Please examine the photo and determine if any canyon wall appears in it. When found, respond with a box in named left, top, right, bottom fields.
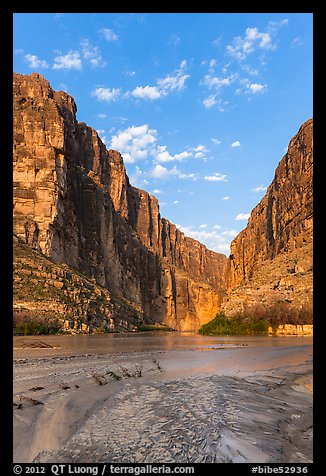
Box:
left=13, top=72, right=313, bottom=330
left=222, top=119, right=313, bottom=315
left=13, top=72, right=226, bottom=331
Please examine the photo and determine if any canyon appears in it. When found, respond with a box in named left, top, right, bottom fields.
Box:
left=13, top=73, right=313, bottom=332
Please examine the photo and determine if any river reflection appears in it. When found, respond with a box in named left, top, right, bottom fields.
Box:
left=13, top=332, right=313, bottom=359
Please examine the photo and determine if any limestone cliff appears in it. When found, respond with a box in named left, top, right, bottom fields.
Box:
left=13, top=72, right=226, bottom=331
left=223, top=119, right=313, bottom=315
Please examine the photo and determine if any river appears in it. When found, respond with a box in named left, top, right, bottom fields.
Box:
left=13, top=333, right=313, bottom=463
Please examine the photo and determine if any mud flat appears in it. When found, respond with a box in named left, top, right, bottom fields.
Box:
left=13, top=335, right=313, bottom=463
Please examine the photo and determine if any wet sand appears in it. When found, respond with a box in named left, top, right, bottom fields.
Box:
left=13, top=335, right=313, bottom=463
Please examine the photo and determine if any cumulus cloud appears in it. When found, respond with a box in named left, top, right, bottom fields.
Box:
left=199, top=224, right=207, bottom=228
left=148, top=164, right=179, bottom=179
left=248, top=82, right=267, bottom=94
left=110, top=125, right=157, bottom=164
left=24, top=53, right=48, bottom=69
left=175, top=224, right=236, bottom=255
left=204, top=173, right=227, bottom=182
left=152, top=189, right=163, bottom=195
left=80, top=39, right=105, bottom=67
left=172, top=200, right=179, bottom=205
left=227, top=26, right=274, bottom=61
left=100, top=28, right=118, bottom=41
left=148, top=165, right=197, bottom=181
left=203, top=95, right=217, bottom=109
left=130, top=60, right=190, bottom=101
left=131, top=85, right=162, bottom=100
left=53, top=51, right=82, bottom=70
left=91, top=87, right=121, bottom=102
left=201, top=72, right=237, bottom=90
left=154, top=145, right=191, bottom=163
left=222, top=196, right=231, bottom=201
left=211, top=138, right=221, bottom=145
left=226, top=20, right=288, bottom=62
left=235, top=213, right=250, bottom=220
left=231, top=141, right=241, bottom=148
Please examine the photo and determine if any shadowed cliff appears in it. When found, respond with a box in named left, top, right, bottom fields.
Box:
left=13, top=72, right=226, bottom=331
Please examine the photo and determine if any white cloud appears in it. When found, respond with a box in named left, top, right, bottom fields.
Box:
left=172, top=200, right=179, bottom=205
left=110, top=124, right=201, bottom=167
left=80, top=39, right=105, bottom=67
left=174, top=151, right=192, bottom=161
left=248, top=82, right=267, bottom=94
left=251, top=185, right=267, bottom=193
left=157, top=73, right=189, bottom=92
left=235, top=213, right=250, bottom=220
left=110, top=125, right=157, bottom=164
left=178, top=172, right=197, bottom=180
left=203, top=95, right=217, bottom=109
left=236, top=79, right=267, bottom=96
left=213, top=224, right=221, bottom=229
left=231, top=141, right=241, bottom=148
left=148, top=164, right=179, bottom=179
left=91, top=87, right=121, bottom=102
left=148, top=165, right=196, bottom=181
left=204, top=173, right=227, bottom=182
left=125, top=71, right=136, bottom=77
left=199, top=224, right=207, bottom=228
left=201, top=73, right=237, bottom=90
left=154, top=145, right=191, bottom=163
left=202, top=93, right=229, bottom=112
left=97, top=113, right=107, bottom=119
left=53, top=51, right=82, bottom=70
left=100, top=28, right=118, bottom=41
left=221, top=229, right=239, bottom=237
left=222, top=196, right=231, bottom=201
left=241, top=64, right=259, bottom=76
left=130, top=61, right=190, bottom=102
left=227, top=26, right=274, bottom=62
left=24, top=53, right=48, bottom=69
left=212, top=37, right=222, bottom=48
left=131, top=85, right=162, bottom=100
left=152, top=189, right=162, bottom=195
left=211, top=138, right=221, bottom=145
left=175, top=224, right=234, bottom=255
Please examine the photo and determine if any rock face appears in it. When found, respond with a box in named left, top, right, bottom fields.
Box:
left=13, top=72, right=226, bottom=331
left=223, top=119, right=313, bottom=315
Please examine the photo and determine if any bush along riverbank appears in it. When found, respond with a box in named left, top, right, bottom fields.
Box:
left=198, top=302, right=313, bottom=336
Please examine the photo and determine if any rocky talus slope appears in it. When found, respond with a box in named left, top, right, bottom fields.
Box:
left=222, top=119, right=313, bottom=315
left=13, top=72, right=226, bottom=331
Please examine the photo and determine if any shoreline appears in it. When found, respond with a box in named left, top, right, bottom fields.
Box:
left=13, top=338, right=312, bottom=463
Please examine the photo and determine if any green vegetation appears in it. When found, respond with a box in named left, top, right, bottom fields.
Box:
left=198, top=312, right=269, bottom=336
left=198, top=301, right=313, bottom=336
left=137, top=325, right=174, bottom=332
left=13, top=313, right=61, bottom=335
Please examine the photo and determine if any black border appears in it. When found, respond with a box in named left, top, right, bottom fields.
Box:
left=2, top=1, right=321, bottom=472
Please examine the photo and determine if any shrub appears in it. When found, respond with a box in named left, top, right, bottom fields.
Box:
left=198, top=301, right=313, bottom=336
left=198, top=312, right=269, bottom=336
left=13, top=312, right=61, bottom=335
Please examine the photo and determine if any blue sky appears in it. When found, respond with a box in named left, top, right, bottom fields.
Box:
left=13, top=13, right=313, bottom=255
